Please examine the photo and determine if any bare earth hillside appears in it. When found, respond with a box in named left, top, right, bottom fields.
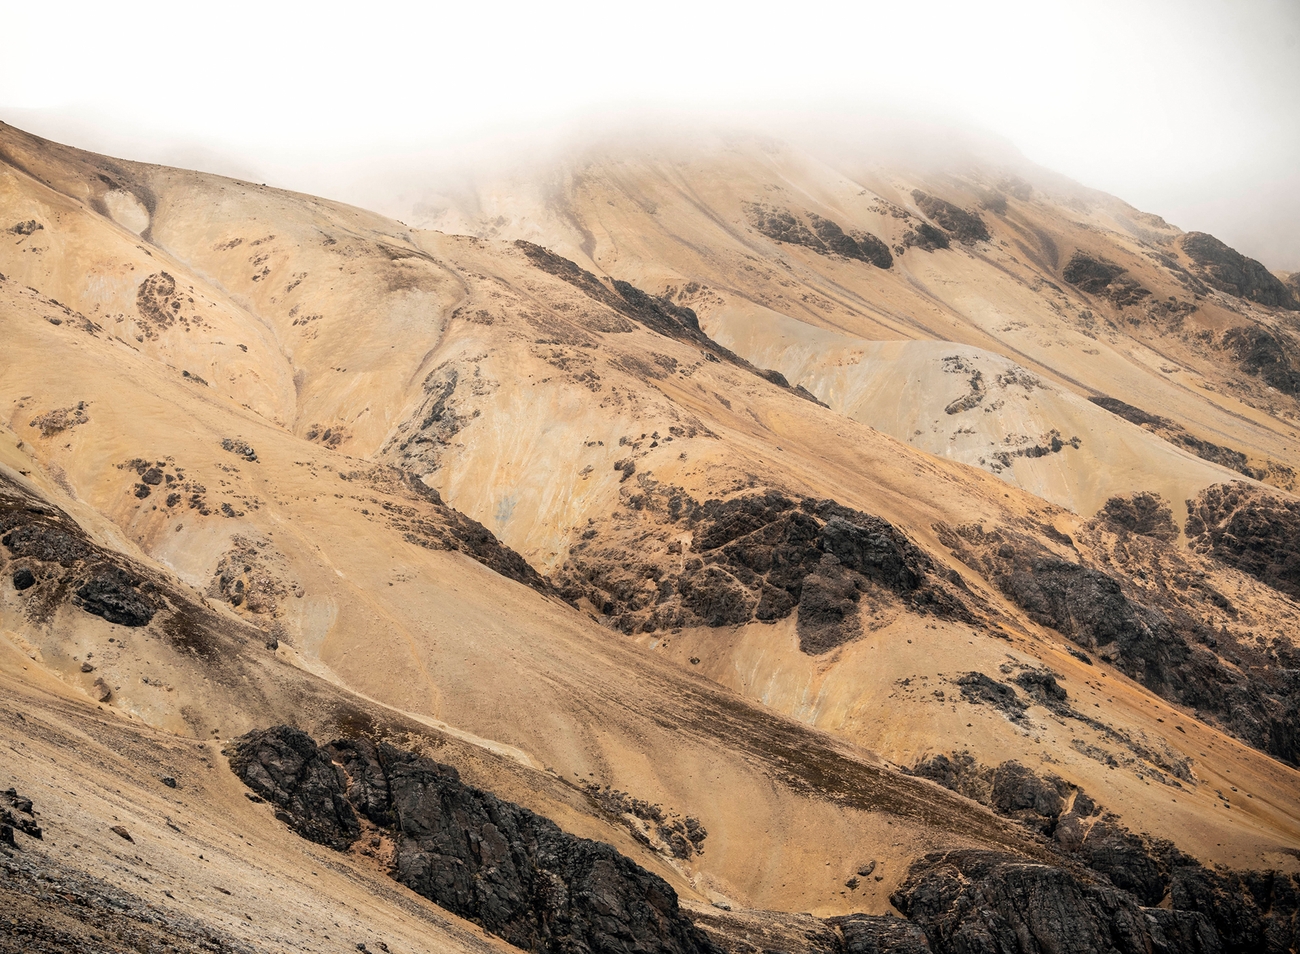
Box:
left=3, top=121, right=1299, bottom=954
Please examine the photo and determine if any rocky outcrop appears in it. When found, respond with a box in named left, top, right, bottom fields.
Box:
left=742, top=204, right=892, bottom=268
left=938, top=522, right=1300, bottom=766
left=1063, top=252, right=1151, bottom=306
left=892, top=849, right=1224, bottom=954
left=911, top=191, right=989, bottom=244
left=1098, top=492, right=1177, bottom=540
left=1087, top=395, right=1275, bottom=482
left=1181, top=232, right=1298, bottom=310
left=224, top=726, right=360, bottom=850
left=1, top=481, right=157, bottom=627
left=559, top=491, right=972, bottom=653
left=1220, top=325, right=1300, bottom=394
left=227, top=728, right=719, bottom=954
left=1185, top=482, right=1300, bottom=601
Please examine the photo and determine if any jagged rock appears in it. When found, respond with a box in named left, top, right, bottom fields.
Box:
left=1063, top=252, right=1151, bottom=306
left=955, top=672, right=1027, bottom=722
left=92, top=678, right=112, bottom=703
left=1088, top=395, right=1267, bottom=480
left=1170, top=864, right=1300, bottom=954
left=893, top=849, right=1183, bottom=954
left=902, top=222, right=949, bottom=251
left=1181, top=232, right=1298, bottom=310
left=1077, top=821, right=1168, bottom=905
left=1186, top=482, right=1300, bottom=601
left=229, top=730, right=719, bottom=954
left=911, top=191, right=989, bottom=244
left=1221, top=325, right=1300, bottom=394
left=73, top=565, right=156, bottom=627
left=989, top=761, right=1065, bottom=832
left=11, top=567, right=35, bottom=590
left=1099, top=492, right=1177, bottom=540
left=225, top=726, right=360, bottom=851
left=109, top=825, right=133, bottom=842
left=831, top=913, right=932, bottom=953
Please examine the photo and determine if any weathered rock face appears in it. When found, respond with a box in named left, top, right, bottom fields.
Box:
left=1220, top=325, right=1300, bottom=395
left=1181, top=232, right=1298, bottom=310
left=1186, top=482, right=1300, bottom=601
left=228, top=729, right=719, bottom=954
left=1062, top=252, right=1151, bottom=306
left=224, top=726, right=360, bottom=851
left=742, top=204, right=892, bottom=268
left=831, top=914, right=932, bottom=954
left=939, top=522, right=1300, bottom=767
left=911, top=191, right=989, bottom=244
left=1, top=480, right=157, bottom=627
left=892, top=850, right=1222, bottom=954
left=559, top=491, right=971, bottom=653
left=1098, top=492, right=1177, bottom=540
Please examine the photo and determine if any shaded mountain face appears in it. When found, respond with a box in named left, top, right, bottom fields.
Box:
left=1, top=120, right=1298, bottom=953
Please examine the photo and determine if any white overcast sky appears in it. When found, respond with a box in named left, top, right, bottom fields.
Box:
left=4, top=0, right=1299, bottom=268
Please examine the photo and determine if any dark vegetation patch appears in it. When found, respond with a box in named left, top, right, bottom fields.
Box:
left=226, top=726, right=719, bottom=954
left=938, top=521, right=1300, bottom=766
left=1186, top=482, right=1300, bottom=602
left=1221, top=325, right=1300, bottom=395
left=516, top=241, right=827, bottom=406
left=1181, top=232, right=1298, bottom=310
left=1088, top=395, right=1278, bottom=482
left=742, top=204, right=892, bottom=268
left=558, top=490, right=971, bottom=653
left=910, top=191, right=990, bottom=244
left=901, top=755, right=1300, bottom=953
left=1062, top=252, right=1151, bottom=306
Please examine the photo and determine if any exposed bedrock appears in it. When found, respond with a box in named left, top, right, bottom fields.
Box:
left=910, top=191, right=990, bottom=244
left=227, top=727, right=719, bottom=954
left=1181, top=232, right=1298, bottom=310
left=938, top=522, right=1300, bottom=767
left=558, top=491, right=972, bottom=653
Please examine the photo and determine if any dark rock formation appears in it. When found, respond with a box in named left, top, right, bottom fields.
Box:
left=220, top=438, right=258, bottom=462
left=1221, top=325, right=1300, bottom=394
left=559, top=491, right=969, bottom=652
left=955, top=673, right=1027, bottom=723
left=227, top=728, right=719, bottom=954
left=892, top=849, right=1223, bottom=954
left=1087, top=395, right=1269, bottom=480
left=1098, top=492, right=1177, bottom=540
left=831, top=914, right=932, bottom=953
left=224, top=726, right=360, bottom=850
left=911, top=192, right=989, bottom=244
left=902, top=222, right=950, bottom=252
left=1186, top=482, right=1300, bottom=601
left=742, top=204, right=892, bottom=268
left=516, top=240, right=826, bottom=404
left=73, top=565, right=156, bottom=627
left=1181, top=232, right=1298, bottom=310
left=938, top=523, right=1300, bottom=767
left=1, top=789, right=42, bottom=843
left=11, top=567, right=35, bottom=590
left=1063, top=252, right=1151, bottom=306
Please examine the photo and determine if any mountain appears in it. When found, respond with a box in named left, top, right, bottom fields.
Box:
left=2, top=119, right=1299, bottom=954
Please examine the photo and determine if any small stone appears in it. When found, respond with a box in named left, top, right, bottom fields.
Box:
left=110, top=825, right=134, bottom=842
left=161, top=777, right=178, bottom=789
left=93, top=678, right=113, bottom=703
left=858, top=860, right=878, bottom=877
left=81, top=662, right=95, bottom=673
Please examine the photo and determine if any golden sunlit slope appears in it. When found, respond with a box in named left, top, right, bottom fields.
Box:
left=2, top=121, right=1300, bottom=951
left=418, top=134, right=1300, bottom=518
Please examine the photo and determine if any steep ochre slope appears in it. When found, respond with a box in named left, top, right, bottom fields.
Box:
left=2, top=121, right=1299, bottom=952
